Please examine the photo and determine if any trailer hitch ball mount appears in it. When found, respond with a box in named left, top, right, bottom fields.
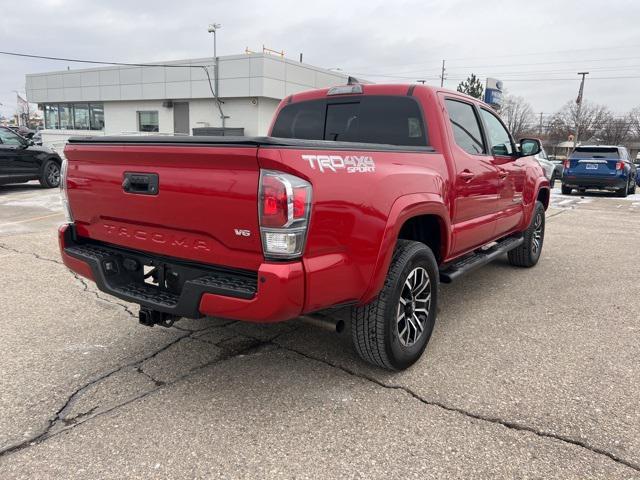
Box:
left=139, top=307, right=180, bottom=328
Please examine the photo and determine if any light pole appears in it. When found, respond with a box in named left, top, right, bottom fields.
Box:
left=207, top=23, right=221, bottom=99
left=207, top=23, right=226, bottom=128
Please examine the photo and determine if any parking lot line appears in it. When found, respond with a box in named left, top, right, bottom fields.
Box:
left=0, top=212, right=63, bottom=227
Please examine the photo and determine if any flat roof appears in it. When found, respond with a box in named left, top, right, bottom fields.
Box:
left=26, top=53, right=350, bottom=104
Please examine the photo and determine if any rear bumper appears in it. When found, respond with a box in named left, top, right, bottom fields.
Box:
left=562, top=174, right=627, bottom=189
left=58, top=224, right=304, bottom=323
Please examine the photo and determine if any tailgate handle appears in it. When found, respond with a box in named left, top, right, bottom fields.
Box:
left=122, top=172, right=159, bottom=195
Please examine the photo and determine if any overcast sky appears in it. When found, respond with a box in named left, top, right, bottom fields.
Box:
left=1, top=0, right=639, bottom=120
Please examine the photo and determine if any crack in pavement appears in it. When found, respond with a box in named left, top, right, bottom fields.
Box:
left=3, top=240, right=638, bottom=473
left=70, top=271, right=138, bottom=319
left=0, top=242, right=139, bottom=318
left=273, top=342, right=640, bottom=475
left=0, top=330, right=189, bottom=457
left=546, top=209, right=567, bottom=220
left=0, top=242, right=63, bottom=266
left=0, top=322, right=270, bottom=459
left=0, top=304, right=295, bottom=457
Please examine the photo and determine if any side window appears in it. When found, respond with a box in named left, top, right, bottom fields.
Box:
left=0, top=128, right=24, bottom=146
left=357, top=97, right=427, bottom=146
left=445, top=99, right=485, bottom=155
left=480, top=109, right=513, bottom=156
left=271, top=100, right=324, bottom=140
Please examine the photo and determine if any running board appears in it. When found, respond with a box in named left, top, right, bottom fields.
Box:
left=439, top=236, right=524, bottom=283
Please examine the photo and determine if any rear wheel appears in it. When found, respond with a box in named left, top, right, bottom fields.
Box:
left=508, top=201, right=545, bottom=268
left=351, top=240, right=438, bottom=370
left=630, top=181, right=637, bottom=195
left=561, top=184, right=572, bottom=195
left=549, top=174, right=556, bottom=189
left=39, top=159, right=60, bottom=188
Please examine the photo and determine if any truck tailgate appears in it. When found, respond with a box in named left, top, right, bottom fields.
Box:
left=64, top=143, right=263, bottom=271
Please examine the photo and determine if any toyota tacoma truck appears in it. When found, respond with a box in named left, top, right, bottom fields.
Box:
left=58, top=84, right=549, bottom=370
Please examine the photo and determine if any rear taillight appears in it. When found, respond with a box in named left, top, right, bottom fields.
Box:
left=563, top=159, right=570, bottom=169
left=616, top=161, right=624, bottom=170
left=59, top=158, right=74, bottom=223
left=259, top=170, right=312, bottom=259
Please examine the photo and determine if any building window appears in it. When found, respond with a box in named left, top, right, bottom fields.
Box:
left=73, top=104, right=90, bottom=130
left=89, top=104, right=104, bottom=130
left=59, top=104, right=73, bottom=129
left=41, top=103, right=104, bottom=130
left=44, top=104, right=59, bottom=129
left=137, top=111, right=159, bottom=132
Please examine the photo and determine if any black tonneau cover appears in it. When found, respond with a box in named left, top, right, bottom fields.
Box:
left=67, top=135, right=435, bottom=152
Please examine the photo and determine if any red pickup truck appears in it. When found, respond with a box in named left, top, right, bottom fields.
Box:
left=59, top=83, right=549, bottom=370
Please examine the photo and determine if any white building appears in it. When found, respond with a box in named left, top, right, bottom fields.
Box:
left=25, top=53, right=350, bottom=146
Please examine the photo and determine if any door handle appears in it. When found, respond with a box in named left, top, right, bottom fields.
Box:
left=459, top=170, right=475, bottom=182
left=498, top=169, right=508, bottom=179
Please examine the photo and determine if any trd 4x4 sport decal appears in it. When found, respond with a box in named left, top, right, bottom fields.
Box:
left=301, top=155, right=375, bottom=173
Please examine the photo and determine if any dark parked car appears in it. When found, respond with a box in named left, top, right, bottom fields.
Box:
left=561, top=145, right=637, bottom=197
left=5, top=125, right=35, bottom=139
left=0, top=126, right=62, bottom=188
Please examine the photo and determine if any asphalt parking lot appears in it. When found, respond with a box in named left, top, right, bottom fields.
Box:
left=1, top=182, right=639, bottom=479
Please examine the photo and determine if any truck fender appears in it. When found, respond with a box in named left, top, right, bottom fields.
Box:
left=521, top=176, right=550, bottom=229
left=360, top=193, right=450, bottom=305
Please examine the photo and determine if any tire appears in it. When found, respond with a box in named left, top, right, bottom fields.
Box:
left=39, top=159, right=61, bottom=188
left=351, top=240, right=438, bottom=371
left=549, top=174, right=556, bottom=189
left=561, top=184, right=572, bottom=195
left=630, top=181, right=637, bottom=195
left=508, top=201, right=545, bottom=268
left=616, top=183, right=628, bottom=198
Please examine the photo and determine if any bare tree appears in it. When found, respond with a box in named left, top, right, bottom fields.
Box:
left=597, top=112, right=633, bottom=145
left=16, top=94, right=30, bottom=127
left=629, top=107, right=640, bottom=139
left=548, top=100, right=610, bottom=144
left=498, top=94, right=535, bottom=139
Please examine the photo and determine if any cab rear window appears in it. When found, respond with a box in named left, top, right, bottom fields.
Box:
left=271, top=96, right=428, bottom=147
left=570, top=147, right=619, bottom=159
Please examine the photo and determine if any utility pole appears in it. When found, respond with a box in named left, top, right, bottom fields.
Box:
left=539, top=112, right=544, bottom=136
left=440, top=59, right=446, bottom=87
left=574, top=72, right=589, bottom=148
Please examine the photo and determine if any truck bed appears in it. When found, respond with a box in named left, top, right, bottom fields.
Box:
left=67, top=135, right=436, bottom=152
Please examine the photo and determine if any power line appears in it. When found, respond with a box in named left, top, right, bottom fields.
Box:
left=349, top=71, right=640, bottom=82
left=0, top=49, right=221, bottom=105
left=0, top=50, right=211, bottom=68
left=445, top=44, right=640, bottom=61
left=342, top=49, right=640, bottom=72
left=346, top=55, right=640, bottom=79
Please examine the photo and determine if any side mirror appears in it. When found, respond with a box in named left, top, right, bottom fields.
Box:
left=519, top=138, right=541, bottom=157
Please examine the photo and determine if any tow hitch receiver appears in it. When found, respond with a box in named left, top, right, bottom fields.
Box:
left=139, top=307, right=180, bottom=328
